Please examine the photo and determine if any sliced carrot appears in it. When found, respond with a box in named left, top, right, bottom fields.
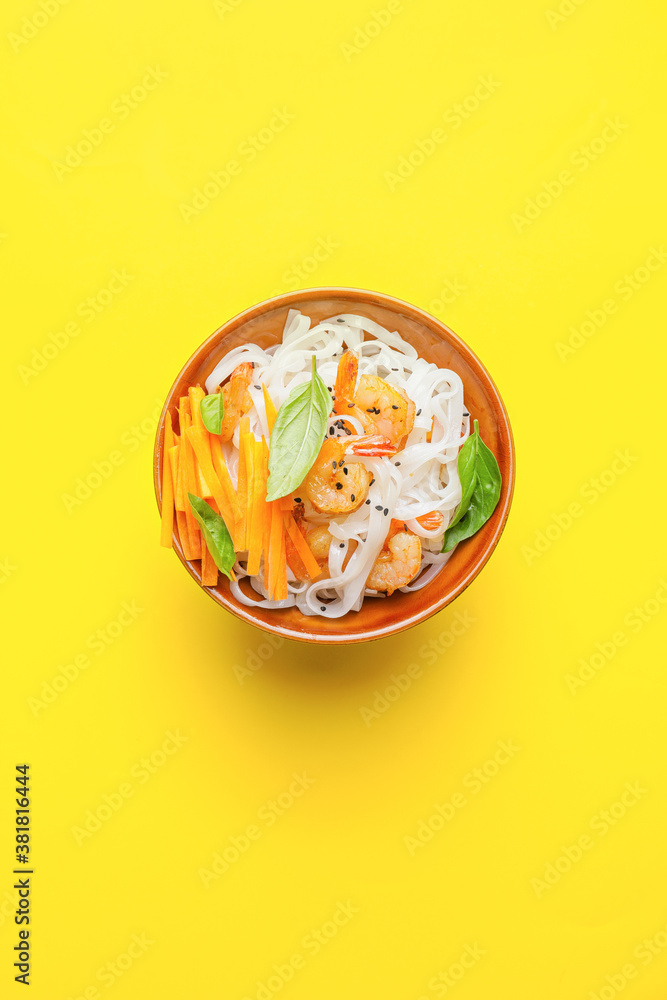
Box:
left=275, top=516, right=288, bottom=601
left=284, top=513, right=322, bottom=580
left=262, top=384, right=278, bottom=433
left=181, top=414, right=202, bottom=559
left=175, top=509, right=192, bottom=560
left=284, top=515, right=308, bottom=581
left=160, top=414, right=175, bottom=548
left=200, top=533, right=219, bottom=588
left=187, top=426, right=240, bottom=539
left=236, top=419, right=251, bottom=551
left=267, top=500, right=283, bottom=599
left=209, top=435, right=242, bottom=526
left=247, top=437, right=269, bottom=577
left=196, top=460, right=214, bottom=499
left=188, top=385, right=206, bottom=434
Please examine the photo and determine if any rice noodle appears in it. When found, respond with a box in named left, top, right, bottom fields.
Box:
left=210, top=311, right=469, bottom=618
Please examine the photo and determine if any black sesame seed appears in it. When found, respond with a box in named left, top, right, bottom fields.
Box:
left=336, top=482, right=343, bottom=490
left=350, top=494, right=355, bottom=502
left=347, top=402, right=355, bottom=407
left=294, top=498, right=301, bottom=503
left=392, top=404, right=399, bottom=410
left=463, top=411, right=470, bottom=417
left=365, top=499, right=371, bottom=504
left=254, top=384, right=261, bottom=390
left=321, top=606, right=327, bottom=611
left=343, top=467, right=348, bottom=475
left=395, top=461, right=401, bottom=467
left=370, top=478, right=375, bottom=485
left=375, top=504, right=383, bottom=511
left=339, top=543, right=344, bottom=548
left=384, top=508, right=389, bottom=515
left=391, top=367, right=399, bottom=371
left=416, top=409, right=422, bottom=416
left=366, top=408, right=374, bottom=413
left=332, top=461, right=337, bottom=471
left=344, top=427, right=351, bottom=435
left=336, top=318, right=344, bottom=323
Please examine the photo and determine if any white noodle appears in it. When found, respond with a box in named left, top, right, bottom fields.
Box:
left=209, top=312, right=470, bottom=618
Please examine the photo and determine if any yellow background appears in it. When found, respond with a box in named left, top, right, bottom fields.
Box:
left=2, top=0, right=666, bottom=997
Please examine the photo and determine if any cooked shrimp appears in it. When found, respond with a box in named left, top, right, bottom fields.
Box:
left=219, top=362, right=253, bottom=442
left=303, top=434, right=393, bottom=515
left=366, top=519, right=422, bottom=595
left=333, top=351, right=415, bottom=448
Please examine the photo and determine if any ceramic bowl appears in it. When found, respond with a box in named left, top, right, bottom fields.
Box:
left=153, top=288, right=515, bottom=643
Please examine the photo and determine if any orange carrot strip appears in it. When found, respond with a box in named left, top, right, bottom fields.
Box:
left=275, top=518, right=288, bottom=600
left=168, top=445, right=183, bottom=512
left=209, top=435, right=242, bottom=525
left=181, top=414, right=202, bottom=559
left=236, top=419, right=250, bottom=551
left=188, top=385, right=206, bottom=434
left=175, top=509, right=192, bottom=560
left=247, top=438, right=267, bottom=577
left=284, top=514, right=322, bottom=580
left=267, top=500, right=283, bottom=599
left=284, top=515, right=308, bottom=581
left=160, top=414, right=175, bottom=548
left=200, top=534, right=219, bottom=587
left=196, top=459, right=213, bottom=498
left=262, top=384, right=278, bottom=434
left=187, top=426, right=240, bottom=536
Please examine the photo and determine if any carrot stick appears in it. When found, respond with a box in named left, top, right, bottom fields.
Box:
left=275, top=517, right=288, bottom=600
left=169, top=445, right=184, bottom=511
left=208, top=435, right=242, bottom=526
left=236, top=418, right=250, bottom=550
left=260, top=440, right=271, bottom=576
left=200, top=529, right=219, bottom=587
left=267, top=500, right=283, bottom=599
left=160, top=414, right=175, bottom=548
left=175, top=509, right=192, bottom=560
left=187, top=426, right=240, bottom=537
left=188, top=385, right=206, bottom=434
left=247, top=438, right=268, bottom=577
left=284, top=513, right=322, bottom=580
left=262, top=384, right=278, bottom=434
left=181, top=414, right=202, bottom=559
left=284, top=515, right=308, bottom=581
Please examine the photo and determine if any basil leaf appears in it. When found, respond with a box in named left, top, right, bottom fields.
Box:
left=266, top=357, right=333, bottom=501
left=200, top=392, right=225, bottom=435
left=187, top=493, right=236, bottom=579
left=447, top=423, right=479, bottom=531
left=442, top=420, right=501, bottom=553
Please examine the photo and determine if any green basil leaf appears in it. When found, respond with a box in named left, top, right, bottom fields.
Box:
left=442, top=420, right=501, bottom=553
left=187, top=493, right=236, bottom=580
left=447, top=422, right=479, bottom=531
left=266, top=357, right=333, bottom=501
left=200, top=392, right=225, bottom=435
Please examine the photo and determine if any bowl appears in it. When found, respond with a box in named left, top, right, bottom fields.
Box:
left=153, top=288, right=515, bottom=644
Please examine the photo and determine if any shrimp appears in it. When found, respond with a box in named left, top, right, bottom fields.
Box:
left=333, top=351, right=415, bottom=448
left=303, top=434, right=393, bottom=515
left=290, top=507, right=355, bottom=580
left=366, top=519, right=422, bottom=595
left=219, top=362, right=253, bottom=442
